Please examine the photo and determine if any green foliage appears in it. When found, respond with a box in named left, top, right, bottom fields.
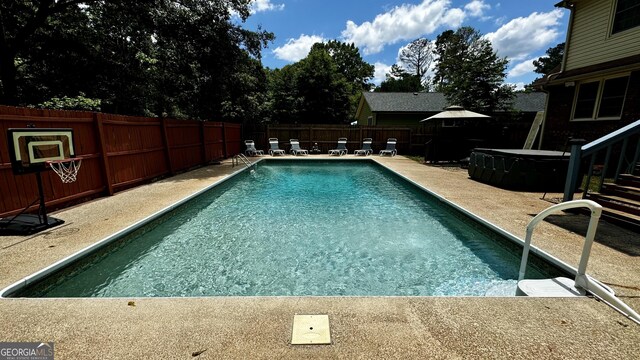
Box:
left=525, top=42, right=565, bottom=91
left=37, top=93, right=101, bottom=111
left=266, top=41, right=373, bottom=124
left=433, top=27, right=514, bottom=113
left=375, top=64, right=423, bottom=92
left=1, top=0, right=274, bottom=124
left=533, top=42, right=564, bottom=75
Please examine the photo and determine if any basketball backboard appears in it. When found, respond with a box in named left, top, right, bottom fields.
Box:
left=7, top=128, right=75, bottom=175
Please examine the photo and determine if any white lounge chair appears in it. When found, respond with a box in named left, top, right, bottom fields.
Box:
left=244, top=140, right=264, bottom=156
left=328, top=138, right=348, bottom=156
left=268, top=138, right=286, bottom=156
left=354, top=138, right=373, bottom=156
left=379, top=138, right=397, bottom=157
left=289, top=139, right=309, bottom=156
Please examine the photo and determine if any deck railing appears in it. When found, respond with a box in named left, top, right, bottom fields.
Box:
left=563, top=119, right=640, bottom=202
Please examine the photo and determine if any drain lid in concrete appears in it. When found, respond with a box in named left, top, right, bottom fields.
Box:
left=291, top=315, right=331, bottom=345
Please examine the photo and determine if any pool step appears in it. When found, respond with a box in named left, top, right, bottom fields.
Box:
left=516, top=277, right=585, bottom=297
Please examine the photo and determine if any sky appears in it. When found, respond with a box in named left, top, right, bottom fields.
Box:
left=239, top=0, right=569, bottom=90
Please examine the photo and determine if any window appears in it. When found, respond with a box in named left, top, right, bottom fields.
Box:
left=572, top=75, right=629, bottom=120
left=573, top=82, right=599, bottom=119
left=598, top=77, right=629, bottom=118
left=612, top=0, right=640, bottom=34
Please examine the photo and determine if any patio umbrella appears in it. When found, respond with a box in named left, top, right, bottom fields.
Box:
left=419, top=105, right=490, bottom=122
left=419, top=105, right=491, bottom=163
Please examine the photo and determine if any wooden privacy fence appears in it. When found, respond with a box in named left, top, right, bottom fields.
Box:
left=0, top=106, right=241, bottom=218
left=265, top=124, right=416, bottom=154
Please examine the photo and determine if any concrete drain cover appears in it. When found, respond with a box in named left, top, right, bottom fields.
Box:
left=291, top=315, right=331, bottom=345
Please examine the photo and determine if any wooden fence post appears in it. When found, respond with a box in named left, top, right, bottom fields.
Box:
left=222, top=122, right=228, bottom=158
left=161, top=117, right=174, bottom=175
left=94, top=112, right=114, bottom=196
left=200, top=121, right=207, bottom=165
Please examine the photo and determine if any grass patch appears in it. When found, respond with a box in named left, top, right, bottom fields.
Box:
left=579, top=174, right=614, bottom=193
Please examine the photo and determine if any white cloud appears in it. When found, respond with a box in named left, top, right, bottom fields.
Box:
left=464, top=0, right=490, bottom=18
left=485, top=9, right=564, bottom=61
left=508, top=58, right=536, bottom=77
left=341, top=0, right=465, bottom=55
left=251, top=0, right=284, bottom=13
left=373, top=62, right=393, bottom=85
left=272, top=34, right=325, bottom=62
left=494, top=15, right=507, bottom=26
left=507, top=82, right=526, bottom=91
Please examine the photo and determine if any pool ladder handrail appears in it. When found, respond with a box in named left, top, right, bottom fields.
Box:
left=518, top=199, right=640, bottom=324
left=232, top=153, right=252, bottom=169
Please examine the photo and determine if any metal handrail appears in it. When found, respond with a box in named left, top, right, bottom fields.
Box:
left=232, top=153, right=252, bottom=169
left=519, top=200, right=640, bottom=324
left=563, top=119, right=640, bottom=201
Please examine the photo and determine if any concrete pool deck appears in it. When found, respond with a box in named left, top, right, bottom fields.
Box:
left=1, top=155, right=639, bottom=358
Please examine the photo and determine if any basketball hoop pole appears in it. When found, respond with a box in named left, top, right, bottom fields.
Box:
left=35, top=171, right=49, bottom=225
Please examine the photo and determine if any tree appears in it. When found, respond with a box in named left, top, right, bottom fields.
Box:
left=1, top=0, right=274, bottom=121
left=312, top=41, right=374, bottom=90
left=398, top=38, right=434, bottom=88
left=266, top=65, right=303, bottom=124
left=310, top=41, right=374, bottom=119
left=433, top=27, right=514, bottom=113
left=524, top=42, right=565, bottom=91
left=266, top=45, right=354, bottom=124
left=533, top=42, right=564, bottom=75
left=0, top=0, right=100, bottom=104
left=375, top=65, right=423, bottom=92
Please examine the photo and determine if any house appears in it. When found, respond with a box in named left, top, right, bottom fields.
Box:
left=535, top=0, right=640, bottom=150
left=355, top=92, right=546, bottom=126
left=354, top=92, right=546, bottom=160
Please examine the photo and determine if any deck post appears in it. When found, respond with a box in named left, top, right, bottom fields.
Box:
left=563, top=139, right=586, bottom=202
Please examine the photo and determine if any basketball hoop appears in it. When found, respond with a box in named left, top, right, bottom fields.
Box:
left=46, top=157, right=82, bottom=183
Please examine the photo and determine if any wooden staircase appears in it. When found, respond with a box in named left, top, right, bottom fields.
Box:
left=585, top=165, right=640, bottom=230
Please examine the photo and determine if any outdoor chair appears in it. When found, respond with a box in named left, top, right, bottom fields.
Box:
left=328, top=137, right=348, bottom=156
left=268, top=138, right=286, bottom=156
left=289, top=139, right=309, bottom=156
left=379, top=138, right=397, bottom=157
left=244, top=140, right=264, bottom=156
left=354, top=138, right=373, bottom=156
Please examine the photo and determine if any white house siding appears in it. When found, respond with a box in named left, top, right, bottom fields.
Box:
left=565, top=0, right=640, bottom=71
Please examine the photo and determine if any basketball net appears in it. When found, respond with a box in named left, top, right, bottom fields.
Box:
left=47, top=158, right=82, bottom=183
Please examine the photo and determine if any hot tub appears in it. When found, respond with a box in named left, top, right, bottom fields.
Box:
left=468, top=149, right=570, bottom=191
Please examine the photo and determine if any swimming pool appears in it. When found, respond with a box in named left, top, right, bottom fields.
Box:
left=5, top=160, right=565, bottom=297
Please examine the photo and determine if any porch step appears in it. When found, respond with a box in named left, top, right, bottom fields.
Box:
left=585, top=193, right=640, bottom=216
left=599, top=207, right=640, bottom=232
left=617, top=174, right=640, bottom=188
left=601, top=183, right=640, bottom=202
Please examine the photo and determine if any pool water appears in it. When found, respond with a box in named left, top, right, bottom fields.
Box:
left=16, top=161, right=562, bottom=297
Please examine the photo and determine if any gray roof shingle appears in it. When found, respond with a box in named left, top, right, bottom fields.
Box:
left=362, top=92, right=546, bottom=113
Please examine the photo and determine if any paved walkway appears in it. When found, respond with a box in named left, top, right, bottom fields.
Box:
left=1, top=155, right=638, bottom=359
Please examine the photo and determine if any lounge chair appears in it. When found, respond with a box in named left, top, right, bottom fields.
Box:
left=354, top=138, right=373, bottom=156
left=379, top=138, right=397, bottom=157
left=244, top=140, right=264, bottom=156
left=328, top=137, right=348, bottom=156
left=268, top=138, right=286, bottom=156
left=289, top=139, right=308, bottom=156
